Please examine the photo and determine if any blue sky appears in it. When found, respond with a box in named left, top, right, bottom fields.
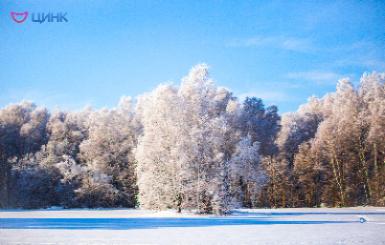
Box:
left=1, top=0, right=384, bottom=113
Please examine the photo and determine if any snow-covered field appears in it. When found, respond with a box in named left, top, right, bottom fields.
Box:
left=1, top=208, right=385, bottom=245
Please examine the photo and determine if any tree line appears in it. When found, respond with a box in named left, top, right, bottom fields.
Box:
left=0, top=65, right=384, bottom=213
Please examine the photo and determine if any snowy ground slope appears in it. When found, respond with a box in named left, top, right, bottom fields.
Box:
left=0, top=208, right=385, bottom=245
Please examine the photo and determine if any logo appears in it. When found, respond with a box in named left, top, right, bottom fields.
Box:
left=10, top=11, right=68, bottom=24
left=10, top=11, right=29, bottom=23
left=32, top=13, right=68, bottom=24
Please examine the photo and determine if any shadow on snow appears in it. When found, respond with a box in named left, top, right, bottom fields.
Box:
left=231, top=210, right=385, bottom=217
left=0, top=217, right=356, bottom=230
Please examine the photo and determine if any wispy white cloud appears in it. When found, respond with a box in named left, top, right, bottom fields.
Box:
left=333, top=57, right=385, bottom=71
left=362, top=59, right=385, bottom=70
left=285, top=71, right=348, bottom=85
left=325, top=41, right=385, bottom=71
left=280, top=38, right=313, bottom=52
left=226, top=36, right=314, bottom=52
left=226, top=36, right=384, bottom=72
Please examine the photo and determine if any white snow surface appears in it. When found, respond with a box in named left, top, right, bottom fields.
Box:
left=1, top=207, right=385, bottom=245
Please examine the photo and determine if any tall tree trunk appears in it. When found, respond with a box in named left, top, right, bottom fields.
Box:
left=330, top=154, right=345, bottom=206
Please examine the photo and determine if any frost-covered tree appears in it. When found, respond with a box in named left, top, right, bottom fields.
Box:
left=0, top=101, right=50, bottom=207
left=135, top=84, right=181, bottom=210
left=230, top=136, right=266, bottom=208
left=177, top=64, right=239, bottom=214
left=0, top=67, right=384, bottom=210
left=238, top=97, right=280, bottom=207
left=77, top=100, right=137, bottom=207
left=316, top=79, right=363, bottom=206
left=358, top=73, right=385, bottom=205
left=292, top=74, right=385, bottom=207
left=36, top=109, right=91, bottom=207
left=135, top=64, right=246, bottom=214
left=272, top=96, right=324, bottom=207
left=294, top=138, right=327, bottom=207
left=276, top=96, right=324, bottom=168
left=240, top=98, right=280, bottom=156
